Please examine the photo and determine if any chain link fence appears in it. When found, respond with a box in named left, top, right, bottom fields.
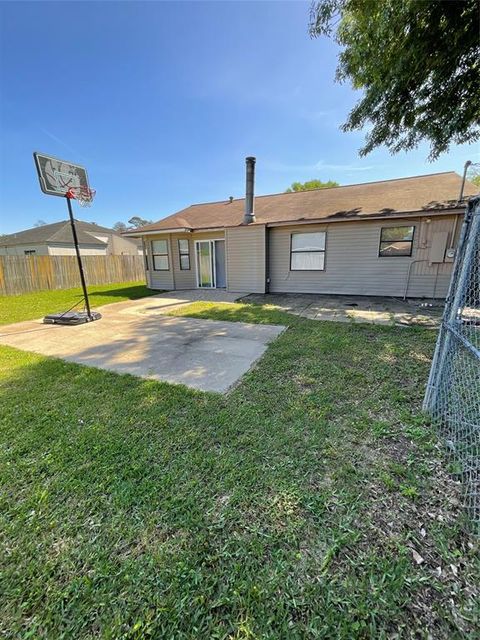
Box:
left=424, top=195, right=480, bottom=535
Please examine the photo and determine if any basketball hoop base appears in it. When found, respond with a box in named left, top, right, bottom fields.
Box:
left=43, top=311, right=102, bottom=325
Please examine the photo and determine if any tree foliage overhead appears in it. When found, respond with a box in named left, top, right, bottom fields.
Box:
left=285, top=178, right=339, bottom=193
left=128, top=216, right=152, bottom=228
left=470, top=174, right=480, bottom=189
left=309, top=0, right=480, bottom=159
left=112, top=217, right=153, bottom=232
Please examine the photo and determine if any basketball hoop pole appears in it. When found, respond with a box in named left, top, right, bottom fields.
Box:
left=66, top=195, right=92, bottom=319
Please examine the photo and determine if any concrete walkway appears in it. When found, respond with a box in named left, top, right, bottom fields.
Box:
left=244, top=293, right=444, bottom=327
left=0, top=292, right=283, bottom=393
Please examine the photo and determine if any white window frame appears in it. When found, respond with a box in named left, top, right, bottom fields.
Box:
left=195, top=239, right=216, bottom=288
left=290, top=231, right=326, bottom=271
left=151, top=239, right=169, bottom=271
left=178, top=238, right=191, bottom=270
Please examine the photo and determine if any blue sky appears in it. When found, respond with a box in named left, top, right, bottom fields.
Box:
left=0, top=0, right=478, bottom=234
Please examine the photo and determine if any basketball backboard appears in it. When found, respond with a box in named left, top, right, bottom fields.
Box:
left=33, top=152, right=91, bottom=198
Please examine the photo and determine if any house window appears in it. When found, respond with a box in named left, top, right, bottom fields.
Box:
left=379, top=226, right=415, bottom=257
left=24, top=250, right=36, bottom=255
left=290, top=232, right=326, bottom=270
left=178, top=239, right=191, bottom=270
left=151, top=239, right=169, bottom=270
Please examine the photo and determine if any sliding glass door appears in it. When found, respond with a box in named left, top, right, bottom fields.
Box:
left=195, top=240, right=226, bottom=288
left=196, top=241, right=214, bottom=288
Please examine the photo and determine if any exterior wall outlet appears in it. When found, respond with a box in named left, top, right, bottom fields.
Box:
left=445, top=247, right=456, bottom=262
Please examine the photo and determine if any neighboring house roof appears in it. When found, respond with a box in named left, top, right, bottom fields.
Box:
left=125, top=172, right=478, bottom=235
left=0, top=220, right=119, bottom=247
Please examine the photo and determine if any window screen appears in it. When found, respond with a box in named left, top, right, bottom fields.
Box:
left=178, top=239, right=190, bottom=270
left=379, top=226, right=414, bottom=257
left=152, top=239, right=169, bottom=270
left=290, top=232, right=326, bottom=271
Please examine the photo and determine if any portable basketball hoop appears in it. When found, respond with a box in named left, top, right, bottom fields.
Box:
left=66, top=186, right=97, bottom=207
left=33, top=151, right=101, bottom=325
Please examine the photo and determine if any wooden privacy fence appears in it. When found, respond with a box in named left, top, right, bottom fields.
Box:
left=0, top=255, right=146, bottom=296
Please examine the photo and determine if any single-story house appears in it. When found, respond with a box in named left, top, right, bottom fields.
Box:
left=124, top=158, right=478, bottom=299
left=0, top=220, right=143, bottom=257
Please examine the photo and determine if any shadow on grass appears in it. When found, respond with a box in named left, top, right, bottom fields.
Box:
left=166, top=301, right=301, bottom=327
left=87, top=283, right=161, bottom=300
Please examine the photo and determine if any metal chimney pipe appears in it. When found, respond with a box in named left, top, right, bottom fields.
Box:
left=244, top=156, right=256, bottom=224
left=458, top=160, right=472, bottom=202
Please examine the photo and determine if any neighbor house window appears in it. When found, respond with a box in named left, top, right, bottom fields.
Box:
left=290, top=232, right=326, bottom=270
left=178, top=239, right=190, bottom=270
left=379, top=226, right=415, bottom=257
left=151, top=239, right=169, bottom=270
left=24, top=250, right=36, bottom=255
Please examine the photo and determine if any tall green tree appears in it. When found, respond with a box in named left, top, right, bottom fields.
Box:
left=309, top=0, right=480, bottom=159
left=470, top=174, right=480, bottom=189
left=128, top=216, right=152, bottom=228
left=286, top=178, right=339, bottom=193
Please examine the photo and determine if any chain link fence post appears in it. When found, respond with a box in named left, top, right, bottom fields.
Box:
left=423, top=196, right=480, bottom=534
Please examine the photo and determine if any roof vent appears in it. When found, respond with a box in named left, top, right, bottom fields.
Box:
left=228, top=196, right=234, bottom=203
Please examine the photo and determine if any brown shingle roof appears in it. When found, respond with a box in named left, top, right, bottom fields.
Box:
left=127, top=172, right=478, bottom=235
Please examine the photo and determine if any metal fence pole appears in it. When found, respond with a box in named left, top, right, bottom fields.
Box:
left=423, top=204, right=471, bottom=410
left=423, top=195, right=480, bottom=534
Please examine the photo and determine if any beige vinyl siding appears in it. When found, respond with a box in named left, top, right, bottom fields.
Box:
left=170, top=231, right=225, bottom=289
left=111, top=235, right=141, bottom=256
left=406, top=215, right=459, bottom=298
left=48, top=244, right=107, bottom=256
left=0, top=243, right=49, bottom=256
left=170, top=234, right=196, bottom=289
left=268, top=216, right=460, bottom=298
left=226, top=225, right=266, bottom=293
left=145, top=231, right=226, bottom=291
left=146, top=235, right=174, bottom=290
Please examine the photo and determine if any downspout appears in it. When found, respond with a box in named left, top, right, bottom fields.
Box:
left=432, top=263, right=440, bottom=300
left=265, top=226, right=270, bottom=293
left=142, top=237, right=148, bottom=286
left=403, top=259, right=428, bottom=300
left=168, top=235, right=176, bottom=290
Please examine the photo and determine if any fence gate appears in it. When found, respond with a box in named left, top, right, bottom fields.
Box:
left=424, top=195, right=480, bottom=534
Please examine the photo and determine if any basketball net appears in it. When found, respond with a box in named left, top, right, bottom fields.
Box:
left=66, top=186, right=96, bottom=207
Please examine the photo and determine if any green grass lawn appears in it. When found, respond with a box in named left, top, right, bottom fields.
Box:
left=0, top=281, right=156, bottom=325
left=0, top=300, right=478, bottom=638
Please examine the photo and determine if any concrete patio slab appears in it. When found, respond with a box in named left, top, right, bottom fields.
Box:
left=244, top=293, right=444, bottom=327
left=0, top=295, right=284, bottom=393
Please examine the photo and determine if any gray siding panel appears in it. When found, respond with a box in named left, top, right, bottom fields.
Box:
left=269, top=216, right=459, bottom=298
left=170, top=233, right=196, bottom=289
left=145, top=231, right=226, bottom=291
left=226, top=225, right=266, bottom=293
left=146, top=235, right=174, bottom=290
left=171, top=231, right=225, bottom=289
